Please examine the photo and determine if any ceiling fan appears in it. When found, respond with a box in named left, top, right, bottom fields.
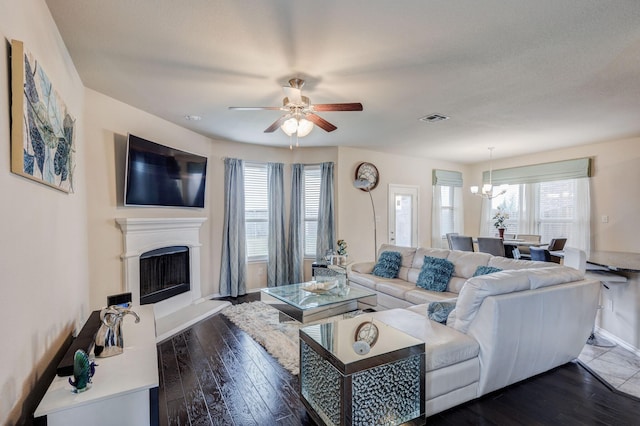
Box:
left=228, top=78, right=363, bottom=137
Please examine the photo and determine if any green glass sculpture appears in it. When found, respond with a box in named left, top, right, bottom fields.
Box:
left=68, top=349, right=96, bottom=393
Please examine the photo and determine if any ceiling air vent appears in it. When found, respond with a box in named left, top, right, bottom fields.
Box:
left=419, top=113, right=449, bottom=123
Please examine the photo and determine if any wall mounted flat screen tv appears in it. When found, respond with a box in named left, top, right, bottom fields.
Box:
left=124, top=134, right=207, bottom=208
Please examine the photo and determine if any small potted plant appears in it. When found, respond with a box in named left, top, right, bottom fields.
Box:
left=336, top=239, right=348, bottom=265
left=492, top=207, right=509, bottom=239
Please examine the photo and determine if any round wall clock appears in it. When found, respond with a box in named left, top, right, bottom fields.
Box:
left=354, top=320, right=379, bottom=347
left=355, top=162, right=379, bottom=191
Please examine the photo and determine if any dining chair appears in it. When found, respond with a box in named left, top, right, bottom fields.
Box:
left=477, top=237, right=506, bottom=256
left=445, top=233, right=458, bottom=250
left=529, top=247, right=552, bottom=262
left=449, top=235, right=474, bottom=252
left=544, top=238, right=567, bottom=263
left=503, top=233, right=516, bottom=240
left=504, top=244, right=521, bottom=259
left=515, top=234, right=541, bottom=259
left=547, top=238, right=567, bottom=251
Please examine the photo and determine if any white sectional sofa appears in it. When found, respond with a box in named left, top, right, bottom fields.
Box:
left=347, top=244, right=600, bottom=417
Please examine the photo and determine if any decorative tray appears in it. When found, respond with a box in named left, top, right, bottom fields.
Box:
left=302, top=280, right=338, bottom=294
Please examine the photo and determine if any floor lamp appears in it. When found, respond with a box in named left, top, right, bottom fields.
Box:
left=354, top=178, right=377, bottom=260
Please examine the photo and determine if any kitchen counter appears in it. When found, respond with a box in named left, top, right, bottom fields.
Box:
left=588, top=251, right=640, bottom=272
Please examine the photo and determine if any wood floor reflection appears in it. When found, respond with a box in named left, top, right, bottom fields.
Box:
left=158, top=293, right=640, bottom=425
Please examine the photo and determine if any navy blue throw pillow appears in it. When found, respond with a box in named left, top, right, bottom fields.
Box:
left=473, top=266, right=503, bottom=277
left=427, top=300, right=457, bottom=324
left=416, top=256, right=454, bottom=292
left=372, top=251, right=402, bottom=278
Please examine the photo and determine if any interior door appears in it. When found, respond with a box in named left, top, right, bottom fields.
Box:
left=388, top=185, right=419, bottom=247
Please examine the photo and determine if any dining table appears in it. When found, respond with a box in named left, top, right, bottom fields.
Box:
left=501, top=239, right=544, bottom=247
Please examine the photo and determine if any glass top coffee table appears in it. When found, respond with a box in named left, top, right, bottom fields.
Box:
left=260, top=282, right=377, bottom=323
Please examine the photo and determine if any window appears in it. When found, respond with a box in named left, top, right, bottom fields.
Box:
left=481, top=157, right=591, bottom=250
left=536, top=179, right=578, bottom=242
left=439, top=186, right=456, bottom=236
left=486, top=178, right=589, bottom=249
left=244, top=163, right=268, bottom=260
left=303, top=166, right=321, bottom=257
left=431, top=169, right=464, bottom=249
left=489, top=185, right=522, bottom=235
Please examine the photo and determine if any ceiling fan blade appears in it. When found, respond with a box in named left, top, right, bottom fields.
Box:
left=264, top=115, right=290, bottom=133
left=228, top=106, right=282, bottom=110
left=283, top=87, right=302, bottom=105
left=313, top=103, right=363, bottom=112
left=306, top=113, right=337, bottom=132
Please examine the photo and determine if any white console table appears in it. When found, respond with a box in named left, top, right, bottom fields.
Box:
left=35, top=305, right=159, bottom=426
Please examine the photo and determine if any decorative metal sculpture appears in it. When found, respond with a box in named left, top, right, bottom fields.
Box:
left=94, top=304, right=140, bottom=358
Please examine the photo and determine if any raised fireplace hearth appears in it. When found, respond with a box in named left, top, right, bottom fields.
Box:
left=116, top=217, right=206, bottom=319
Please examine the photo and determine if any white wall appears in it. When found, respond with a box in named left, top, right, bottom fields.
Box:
left=337, top=147, right=466, bottom=264
left=0, top=0, right=89, bottom=422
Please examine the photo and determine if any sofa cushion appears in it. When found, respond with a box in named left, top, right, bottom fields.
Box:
left=411, top=248, right=450, bottom=269
left=473, top=266, right=503, bottom=276
left=371, top=308, right=480, bottom=371
left=446, top=251, right=492, bottom=279
left=427, top=299, right=457, bottom=324
left=350, top=261, right=374, bottom=274
left=487, top=257, right=553, bottom=270
left=417, top=256, right=454, bottom=292
left=526, top=266, right=584, bottom=290
left=377, top=244, right=417, bottom=281
left=375, top=279, right=417, bottom=299
left=404, top=288, right=459, bottom=305
left=445, top=277, right=466, bottom=294
left=348, top=271, right=378, bottom=290
left=372, top=251, right=402, bottom=278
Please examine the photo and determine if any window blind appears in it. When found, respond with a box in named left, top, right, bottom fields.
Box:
left=303, top=166, right=321, bottom=257
left=483, top=157, right=591, bottom=185
left=244, top=163, right=268, bottom=259
left=432, top=169, right=463, bottom=187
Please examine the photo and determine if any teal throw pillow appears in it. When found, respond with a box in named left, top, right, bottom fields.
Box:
left=372, top=251, right=402, bottom=278
left=427, top=300, right=456, bottom=324
left=473, top=266, right=503, bottom=277
left=416, top=256, right=454, bottom=292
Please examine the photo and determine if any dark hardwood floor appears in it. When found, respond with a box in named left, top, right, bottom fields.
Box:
left=158, top=294, right=640, bottom=425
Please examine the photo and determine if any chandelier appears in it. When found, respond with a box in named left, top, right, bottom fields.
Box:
left=470, top=147, right=507, bottom=199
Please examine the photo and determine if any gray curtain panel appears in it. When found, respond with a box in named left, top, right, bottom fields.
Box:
left=220, top=158, right=247, bottom=297
left=288, top=164, right=304, bottom=283
left=316, top=162, right=336, bottom=261
left=267, top=162, right=288, bottom=287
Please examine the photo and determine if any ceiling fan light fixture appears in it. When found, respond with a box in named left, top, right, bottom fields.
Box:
left=281, top=117, right=298, bottom=136
left=280, top=116, right=314, bottom=137
left=297, top=118, right=314, bottom=137
left=230, top=77, right=362, bottom=136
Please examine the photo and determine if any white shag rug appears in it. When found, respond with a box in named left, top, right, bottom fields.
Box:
left=221, top=301, right=361, bottom=375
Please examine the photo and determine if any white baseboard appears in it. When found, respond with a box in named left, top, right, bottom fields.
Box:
left=594, top=326, right=640, bottom=356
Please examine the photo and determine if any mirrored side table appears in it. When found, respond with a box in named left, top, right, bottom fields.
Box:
left=299, top=316, right=425, bottom=426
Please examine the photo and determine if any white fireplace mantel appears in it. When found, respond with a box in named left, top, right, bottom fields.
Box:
left=115, top=217, right=207, bottom=319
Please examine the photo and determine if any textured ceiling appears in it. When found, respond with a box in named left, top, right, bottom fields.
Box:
left=45, top=0, right=640, bottom=163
